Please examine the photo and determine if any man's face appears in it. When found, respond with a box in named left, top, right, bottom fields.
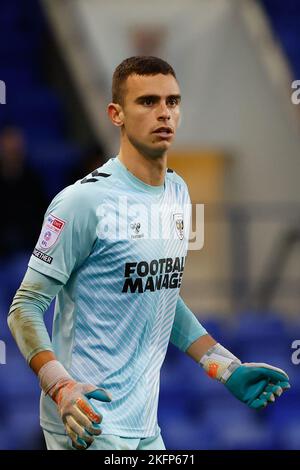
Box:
left=121, top=73, right=181, bottom=158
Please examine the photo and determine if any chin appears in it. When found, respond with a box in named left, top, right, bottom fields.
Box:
left=129, top=135, right=172, bottom=158
left=157, top=141, right=172, bottom=152
left=149, top=145, right=170, bottom=159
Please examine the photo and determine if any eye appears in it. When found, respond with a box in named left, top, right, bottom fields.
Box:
left=143, top=97, right=154, bottom=106
left=167, top=97, right=179, bottom=107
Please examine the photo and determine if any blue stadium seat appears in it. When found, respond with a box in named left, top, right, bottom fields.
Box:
left=228, top=311, right=288, bottom=356
left=233, top=311, right=287, bottom=339
left=200, top=315, right=232, bottom=344
left=1, top=253, right=30, bottom=302
left=28, top=139, right=82, bottom=197
left=276, top=423, right=300, bottom=450
left=235, top=345, right=292, bottom=371
left=160, top=415, right=221, bottom=450
left=0, top=66, right=40, bottom=89
left=217, top=421, right=275, bottom=450
left=260, top=0, right=300, bottom=77
left=0, top=3, right=22, bottom=33
left=199, top=394, right=255, bottom=427
left=9, top=88, right=63, bottom=128
left=23, top=124, right=64, bottom=143
left=0, top=34, right=39, bottom=68
left=0, top=312, right=11, bottom=342
left=2, top=403, right=41, bottom=450
left=197, top=396, right=276, bottom=449
left=267, top=391, right=300, bottom=427
left=0, top=351, right=39, bottom=400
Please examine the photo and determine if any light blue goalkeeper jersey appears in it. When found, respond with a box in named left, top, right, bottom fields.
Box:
left=28, top=156, right=191, bottom=437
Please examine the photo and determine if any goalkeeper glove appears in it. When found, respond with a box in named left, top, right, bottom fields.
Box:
left=199, top=343, right=290, bottom=409
left=39, top=360, right=111, bottom=449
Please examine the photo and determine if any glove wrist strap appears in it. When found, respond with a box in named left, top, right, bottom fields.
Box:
left=199, top=343, right=241, bottom=383
left=38, top=359, right=72, bottom=396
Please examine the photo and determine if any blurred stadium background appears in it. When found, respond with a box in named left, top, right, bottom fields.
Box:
left=0, top=0, right=300, bottom=450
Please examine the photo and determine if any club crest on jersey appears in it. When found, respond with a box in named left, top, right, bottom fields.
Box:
left=173, top=213, right=184, bottom=240
left=38, top=213, right=66, bottom=251
left=130, top=221, right=144, bottom=239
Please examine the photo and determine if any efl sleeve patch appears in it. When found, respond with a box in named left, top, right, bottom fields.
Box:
left=37, top=213, right=66, bottom=251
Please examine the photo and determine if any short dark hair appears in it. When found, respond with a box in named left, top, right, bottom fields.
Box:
left=112, top=56, right=176, bottom=105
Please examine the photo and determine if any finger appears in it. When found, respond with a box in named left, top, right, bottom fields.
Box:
left=65, top=416, right=94, bottom=445
left=260, top=391, right=275, bottom=403
left=70, top=405, right=93, bottom=428
left=75, top=397, right=102, bottom=424
left=72, top=405, right=102, bottom=435
left=65, top=423, right=87, bottom=450
left=86, top=398, right=104, bottom=424
left=72, top=438, right=88, bottom=450
left=276, top=380, right=291, bottom=390
left=264, top=384, right=282, bottom=397
left=71, top=434, right=93, bottom=451
left=249, top=397, right=268, bottom=409
left=85, top=388, right=112, bottom=403
left=272, top=386, right=283, bottom=397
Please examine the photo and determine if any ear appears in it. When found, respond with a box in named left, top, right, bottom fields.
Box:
left=107, top=103, right=124, bottom=127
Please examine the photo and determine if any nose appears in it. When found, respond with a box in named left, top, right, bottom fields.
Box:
left=157, top=101, right=171, bottom=121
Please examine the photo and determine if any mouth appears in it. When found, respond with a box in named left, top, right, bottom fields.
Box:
left=152, top=127, right=173, bottom=139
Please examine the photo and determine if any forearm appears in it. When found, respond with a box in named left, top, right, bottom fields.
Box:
left=170, top=296, right=208, bottom=352
left=186, top=334, right=217, bottom=362
left=7, top=267, right=62, bottom=368
left=30, top=350, right=56, bottom=375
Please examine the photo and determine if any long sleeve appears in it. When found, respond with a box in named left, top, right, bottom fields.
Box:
left=170, top=296, right=208, bottom=352
left=7, top=266, right=63, bottom=363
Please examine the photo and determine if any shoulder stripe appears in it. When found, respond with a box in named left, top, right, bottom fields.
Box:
left=81, top=177, right=98, bottom=184
left=81, top=172, right=111, bottom=184
left=91, top=170, right=111, bottom=178
left=167, top=168, right=174, bottom=173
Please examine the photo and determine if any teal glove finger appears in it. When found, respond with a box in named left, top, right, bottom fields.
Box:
left=267, top=381, right=290, bottom=398
left=250, top=389, right=278, bottom=409
left=265, top=384, right=282, bottom=397
left=250, top=397, right=268, bottom=409
left=260, top=390, right=275, bottom=403
left=84, top=388, right=112, bottom=430
left=85, top=388, right=112, bottom=402
left=75, top=437, right=88, bottom=449
left=276, top=380, right=290, bottom=390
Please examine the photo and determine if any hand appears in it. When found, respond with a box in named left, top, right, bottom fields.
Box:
left=49, top=379, right=112, bottom=449
left=224, top=362, right=290, bottom=409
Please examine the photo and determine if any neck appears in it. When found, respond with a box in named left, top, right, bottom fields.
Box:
left=118, top=135, right=167, bottom=186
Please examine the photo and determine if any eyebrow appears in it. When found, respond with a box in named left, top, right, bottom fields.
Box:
left=135, top=94, right=181, bottom=103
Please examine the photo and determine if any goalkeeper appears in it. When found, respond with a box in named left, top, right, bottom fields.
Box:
left=8, top=56, right=290, bottom=450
